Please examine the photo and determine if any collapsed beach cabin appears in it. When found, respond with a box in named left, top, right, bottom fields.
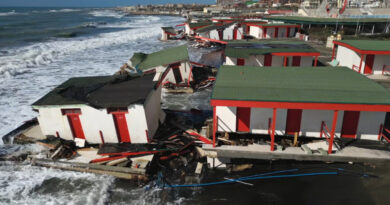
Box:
left=211, top=66, right=390, bottom=154
left=161, top=27, right=180, bottom=41
left=332, top=40, right=390, bottom=75
left=224, top=40, right=320, bottom=67
left=129, top=45, right=193, bottom=86
left=32, top=74, right=163, bottom=145
left=184, top=21, right=213, bottom=36
left=248, top=23, right=300, bottom=39
left=195, top=22, right=244, bottom=41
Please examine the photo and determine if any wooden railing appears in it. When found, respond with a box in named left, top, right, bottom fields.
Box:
left=378, top=124, right=390, bottom=143
left=352, top=64, right=360, bottom=73
left=382, top=65, right=390, bottom=75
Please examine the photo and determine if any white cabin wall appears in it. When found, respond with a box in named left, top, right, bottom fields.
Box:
left=358, top=111, right=385, bottom=140
left=266, top=28, right=275, bottom=39
left=224, top=27, right=233, bottom=40
left=249, top=26, right=260, bottom=38
left=289, top=27, right=296, bottom=37
left=336, top=46, right=364, bottom=73
left=246, top=55, right=264, bottom=66
left=37, top=107, right=74, bottom=141
left=216, top=106, right=237, bottom=132
left=210, top=30, right=219, bottom=40
left=278, top=27, right=287, bottom=38
left=126, top=104, right=148, bottom=143
left=300, top=110, right=344, bottom=138
left=372, top=55, right=390, bottom=74
left=271, top=56, right=283, bottom=66
left=301, top=56, right=314, bottom=67
left=225, top=56, right=236, bottom=65
left=249, top=108, right=287, bottom=135
left=144, top=86, right=163, bottom=140
left=237, top=27, right=244, bottom=39
left=161, top=31, right=168, bottom=41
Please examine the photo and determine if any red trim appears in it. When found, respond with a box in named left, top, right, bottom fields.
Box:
left=98, top=150, right=163, bottom=157
left=176, top=23, right=185, bottom=27
left=328, top=110, right=338, bottom=154
left=213, top=106, right=217, bottom=147
left=187, top=132, right=212, bottom=144
left=314, top=56, right=318, bottom=67
left=341, top=111, right=360, bottom=139
left=331, top=44, right=336, bottom=60
left=66, top=114, right=86, bottom=139
left=283, top=56, right=288, bottom=67
left=210, top=99, right=390, bottom=112
left=195, top=35, right=228, bottom=44
left=190, top=61, right=206, bottom=67
left=112, top=112, right=131, bottom=143
left=359, top=54, right=365, bottom=73
left=99, top=130, right=105, bottom=144
left=333, top=41, right=390, bottom=55
left=271, top=108, right=276, bottom=151
left=248, top=23, right=300, bottom=29
left=364, top=54, right=375, bottom=74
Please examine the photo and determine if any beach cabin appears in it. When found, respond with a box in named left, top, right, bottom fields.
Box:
left=224, top=40, right=320, bottom=67
left=184, top=21, right=213, bottom=36
left=129, top=45, right=193, bottom=86
left=248, top=23, right=300, bottom=39
left=195, top=22, right=244, bottom=41
left=161, top=27, right=180, bottom=41
left=332, top=40, right=390, bottom=75
left=32, top=74, right=164, bottom=146
left=211, top=66, right=390, bottom=154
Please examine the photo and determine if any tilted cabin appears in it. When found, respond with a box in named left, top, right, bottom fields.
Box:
left=332, top=40, right=390, bottom=75
left=211, top=66, right=390, bottom=153
left=129, top=45, right=193, bottom=87
left=184, top=21, right=213, bottom=36
left=248, top=23, right=300, bottom=39
left=32, top=74, right=164, bottom=145
left=224, top=40, right=320, bottom=67
left=161, top=27, right=180, bottom=41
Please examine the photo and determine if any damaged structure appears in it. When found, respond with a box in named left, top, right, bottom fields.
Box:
left=332, top=40, right=390, bottom=75
left=32, top=74, right=164, bottom=146
left=224, top=40, right=320, bottom=67
left=195, top=22, right=244, bottom=41
left=211, top=66, right=390, bottom=154
left=161, top=27, right=181, bottom=41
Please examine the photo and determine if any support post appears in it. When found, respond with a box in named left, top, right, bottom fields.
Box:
left=314, top=56, right=318, bottom=67
left=283, top=56, right=288, bottom=67
left=359, top=54, right=365, bottom=73
left=331, top=44, right=336, bottom=60
left=328, top=110, right=338, bottom=154
left=271, top=108, right=277, bottom=151
left=212, top=106, right=217, bottom=148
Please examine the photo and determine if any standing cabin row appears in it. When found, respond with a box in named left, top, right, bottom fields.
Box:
left=224, top=40, right=320, bottom=67
left=248, top=23, right=300, bottom=39
left=211, top=66, right=390, bottom=154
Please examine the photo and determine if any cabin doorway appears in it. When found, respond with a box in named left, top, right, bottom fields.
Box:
left=292, top=56, right=301, bottom=66
left=285, top=109, right=302, bottom=135
left=274, top=27, right=279, bottom=38
left=112, top=112, right=131, bottom=143
left=264, top=54, right=272, bottom=66
left=171, top=64, right=183, bottom=84
left=236, top=107, right=251, bottom=132
left=341, top=111, right=360, bottom=139
left=364, top=55, right=375, bottom=74
left=62, top=109, right=85, bottom=139
left=233, top=28, right=238, bottom=40
left=237, top=58, right=245, bottom=66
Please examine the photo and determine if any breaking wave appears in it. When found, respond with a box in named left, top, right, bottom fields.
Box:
left=89, top=10, right=125, bottom=18
left=48, top=9, right=81, bottom=13
left=0, top=11, right=17, bottom=16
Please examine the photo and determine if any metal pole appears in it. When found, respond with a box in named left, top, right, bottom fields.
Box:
left=328, top=110, right=339, bottom=154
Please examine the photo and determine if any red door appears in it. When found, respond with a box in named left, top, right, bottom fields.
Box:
left=67, top=114, right=86, bottom=139
left=112, top=113, right=131, bottom=142
left=286, top=27, right=290, bottom=37
left=233, top=28, right=238, bottom=40
left=364, top=55, right=375, bottom=74
left=237, top=58, right=245, bottom=66
left=341, top=111, right=360, bottom=139
left=264, top=54, right=272, bottom=66
left=285, top=109, right=303, bottom=135
left=218, top=30, right=223, bottom=40
left=292, top=56, right=301, bottom=66
left=263, top=28, right=267, bottom=38
left=274, top=27, right=279, bottom=38
left=237, top=107, right=251, bottom=132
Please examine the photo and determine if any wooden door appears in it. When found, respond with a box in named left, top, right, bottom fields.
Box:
left=237, top=58, right=245, bottom=66
left=364, top=55, right=375, bottom=74
left=67, top=114, right=86, bottom=139
left=285, top=109, right=303, bottom=135
left=113, top=113, right=131, bottom=143
left=292, top=56, right=301, bottom=66
left=237, top=107, right=251, bottom=132
left=341, top=111, right=360, bottom=139
left=264, top=54, right=272, bottom=66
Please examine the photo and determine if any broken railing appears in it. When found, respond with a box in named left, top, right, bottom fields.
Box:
left=378, top=124, right=390, bottom=143
left=382, top=65, right=390, bottom=75
left=320, top=121, right=332, bottom=143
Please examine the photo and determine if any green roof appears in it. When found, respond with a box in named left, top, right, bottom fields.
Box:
left=130, top=45, right=189, bottom=70
left=225, top=40, right=318, bottom=58
left=188, top=22, right=213, bottom=29
left=335, top=40, right=390, bottom=51
left=212, top=66, right=390, bottom=105
left=196, top=22, right=235, bottom=33
left=263, top=16, right=390, bottom=25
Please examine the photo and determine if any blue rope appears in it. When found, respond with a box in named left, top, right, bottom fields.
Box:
left=166, top=171, right=338, bottom=188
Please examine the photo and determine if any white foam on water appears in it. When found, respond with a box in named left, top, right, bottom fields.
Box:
left=0, top=161, right=115, bottom=205
left=0, top=11, right=17, bottom=16
left=0, top=14, right=184, bottom=138
left=89, top=10, right=125, bottom=18
left=48, top=9, right=81, bottom=13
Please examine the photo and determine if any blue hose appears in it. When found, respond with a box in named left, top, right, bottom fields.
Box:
left=166, top=171, right=338, bottom=188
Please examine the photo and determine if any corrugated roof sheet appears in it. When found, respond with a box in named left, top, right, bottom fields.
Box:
left=225, top=40, right=318, bottom=58
left=32, top=74, right=155, bottom=108
left=336, top=40, right=390, bottom=51
left=130, top=45, right=189, bottom=70
left=212, top=65, right=390, bottom=105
